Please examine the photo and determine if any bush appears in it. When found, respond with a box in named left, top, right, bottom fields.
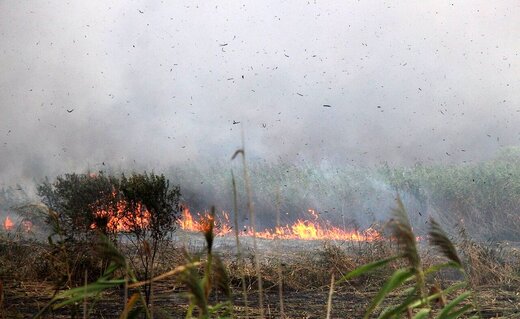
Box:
left=36, top=171, right=181, bottom=301
left=37, top=172, right=121, bottom=241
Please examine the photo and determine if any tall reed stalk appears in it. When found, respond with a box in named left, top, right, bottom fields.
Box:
left=231, top=170, right=249, bottom=319
left=231, top=129, right=264, bottom=318
left=275, top=188, right=285, bottom=318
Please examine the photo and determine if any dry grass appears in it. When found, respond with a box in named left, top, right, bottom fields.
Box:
left=1, top=237, right=519, bottom=318
left=1, top=224, right=520, bottom=318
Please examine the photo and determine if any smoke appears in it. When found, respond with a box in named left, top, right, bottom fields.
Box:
left=1, top=0, right=519, bottom=189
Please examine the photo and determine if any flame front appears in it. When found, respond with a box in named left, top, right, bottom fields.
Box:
left=3, top=216, right=14, bottom=231
left=93, top=202, right=380, bottom=242
left=179, top=208, right=380, bottom=242
left=179, top=208, right=232, bottom=236
left=253, top=220, right=380, bottom=241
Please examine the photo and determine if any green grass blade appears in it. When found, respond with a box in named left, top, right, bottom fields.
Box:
left=413, top=308, right=431, bottom=319
left=378, top=291, right=417, bottom=319
left=445, top=304, right=473, bottom=319
left=437, top=291, right=471, bottom=319
left=185, top=303, right=195, bottom=319
left=337, top=255, right=402, bottom=285
left=53, top=279, right=125, bottom=308
left=363, top=268, right=414, bottom=319
left=424, top=261, right=462, bottom=276
left=407, top=282, right=466, bottom=310
left=379, top=277, right=460, bottom=318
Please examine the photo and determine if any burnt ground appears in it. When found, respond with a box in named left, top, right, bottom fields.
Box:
left=4, top=279, right=520, bottom=318
left=3, top=280, right=365, bottom=318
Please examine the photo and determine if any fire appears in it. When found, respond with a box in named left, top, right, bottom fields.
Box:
left=2, top=216, right=34, bottom=232
left=253, top=221, right=380, bottom=241
left=93, top=201, right=380, bottom=242
left=179, top=208, right=232, bottom=236
left=3, top=216, right=14, bottom=231
left=91, top=199, right=151, bottom=232
left=178, top=208, right=196, bottom=231
left=179, top=208, right=381, bottom=242
left=292, top=220, right=319, bottom=239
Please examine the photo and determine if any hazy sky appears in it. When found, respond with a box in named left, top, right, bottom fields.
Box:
left=1, top=1, right=519, bottom=185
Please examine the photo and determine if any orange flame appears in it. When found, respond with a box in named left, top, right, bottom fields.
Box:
left=179, top=208, right=381, bottom=242
left=93, top=201, right=381, bottom=242
left=91, top=198, right=151, bottom=232
left=178, top=208, right=232, bottom=236
left=3, top=216, right=14, bottom=231
left=252, top=221, right=380, bottom=241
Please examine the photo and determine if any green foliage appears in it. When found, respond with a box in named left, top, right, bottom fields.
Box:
left=119, top=172, right=181, bottom=240
left=117, top=172, right=181, bottom=305
left=37, top=172, right=120, bottom=240
left=37, top=171, right=181, bottom=241
left=337, top=198, right=481, bottom=319
left=383, top=149, right=520, bottom=240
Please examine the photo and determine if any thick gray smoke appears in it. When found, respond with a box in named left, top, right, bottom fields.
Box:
left=1, top=0, right=519, bottom=188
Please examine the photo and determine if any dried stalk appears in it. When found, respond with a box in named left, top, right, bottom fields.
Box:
left=232, top=128, right=264, bottom=318
left=326, top=274, right=334, bottom=319
left=231, top=170, right=249, bottom=319
left=275, top=188, right=285, bottom=318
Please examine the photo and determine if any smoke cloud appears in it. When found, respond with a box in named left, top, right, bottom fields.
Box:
left=1, top=0, right=519, bottom=187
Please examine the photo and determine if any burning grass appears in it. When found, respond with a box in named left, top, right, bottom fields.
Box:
left=178, top=207, right=382, bottom=242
